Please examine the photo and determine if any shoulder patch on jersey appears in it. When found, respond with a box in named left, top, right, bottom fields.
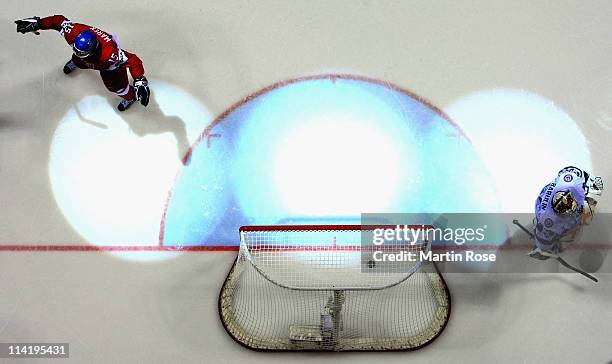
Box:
left=544, top=218, right=554, bottom=228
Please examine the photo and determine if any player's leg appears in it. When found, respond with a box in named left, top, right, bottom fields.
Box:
left=528, top=236, right=560, bottom=260
left=100, top=68, right=136, bottom=111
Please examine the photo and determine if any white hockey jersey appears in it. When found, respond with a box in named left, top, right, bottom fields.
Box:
left=534, top=166, right=586, bottom=247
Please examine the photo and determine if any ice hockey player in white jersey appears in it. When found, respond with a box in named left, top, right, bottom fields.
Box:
left=529, top=166, right=604, bottom=260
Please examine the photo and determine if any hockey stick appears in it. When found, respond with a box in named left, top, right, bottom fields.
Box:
left=512, top=219, right=535, bottom=239
left=512, top=219, right=598, bottom=283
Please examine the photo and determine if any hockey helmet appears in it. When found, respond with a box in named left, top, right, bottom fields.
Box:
left=72, top=30, right=98, bottom=58
left=552, top=190, right=577, bottom=215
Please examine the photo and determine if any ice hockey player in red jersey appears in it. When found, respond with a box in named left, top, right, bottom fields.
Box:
left=15, top=15, right=150, bottom=111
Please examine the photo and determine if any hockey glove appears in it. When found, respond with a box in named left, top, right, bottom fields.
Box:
left=134, top=77, right=150, bottom=107
left=592, top=176, right=604, bottom=192
left=15, top=16, right=41, bottom=34
left=586, top=175, right=604, bottom=197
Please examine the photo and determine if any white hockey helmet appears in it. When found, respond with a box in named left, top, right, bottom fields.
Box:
left=552, top=190, right=577, bottom=215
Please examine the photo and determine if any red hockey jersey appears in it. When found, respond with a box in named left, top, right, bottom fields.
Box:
left=40, top=15, right=144, bottom=78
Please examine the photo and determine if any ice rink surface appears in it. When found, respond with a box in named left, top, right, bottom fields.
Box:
left=2, top=1, right=612, bottom=362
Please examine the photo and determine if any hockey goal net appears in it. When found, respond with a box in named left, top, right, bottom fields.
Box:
left=219, top=225, right=450, bottom=351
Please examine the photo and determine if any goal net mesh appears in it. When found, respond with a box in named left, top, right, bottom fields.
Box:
left=219, top=225, right=450, bottom=351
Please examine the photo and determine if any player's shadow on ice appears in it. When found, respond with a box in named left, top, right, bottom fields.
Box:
left=111, top=95, right=191, bottom=165
left=73, top=91, right=191, bottom=165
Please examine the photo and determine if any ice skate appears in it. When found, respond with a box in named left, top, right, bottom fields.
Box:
left=117, top=98, right=136, bottom=112
left=527, top=247, right=554, bottom=261
left=63, top=60, right=77, bottom=74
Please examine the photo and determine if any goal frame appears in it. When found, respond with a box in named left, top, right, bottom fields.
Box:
left=219, top=224, right=451, bottom=352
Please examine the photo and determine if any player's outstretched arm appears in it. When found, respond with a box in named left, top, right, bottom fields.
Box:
left=16, top=15, right=74, bottom=35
